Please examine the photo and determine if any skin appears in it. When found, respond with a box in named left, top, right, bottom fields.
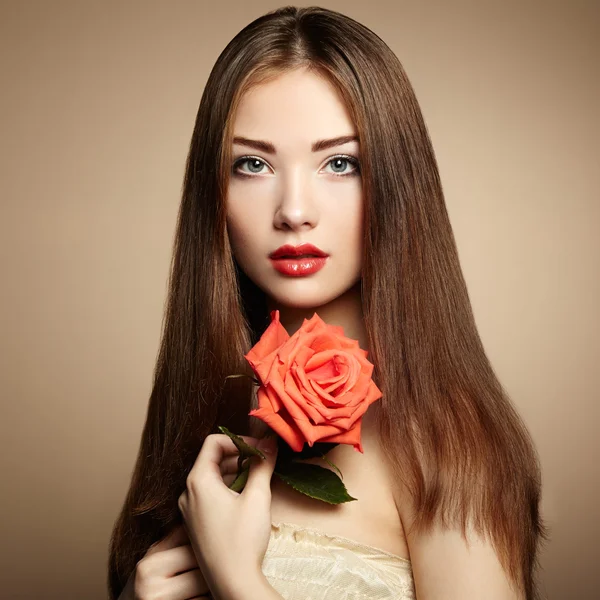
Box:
left=177, top=435, right=284, bottom=600
left=184, top=66, right=368, bottom=599
left=223, top=66, right=524, bottom=599
left=120, top=67, right=524, bottom=599
left=226, top=67, right=368, bottom=349
left=119, top=435, right=281, bottom=600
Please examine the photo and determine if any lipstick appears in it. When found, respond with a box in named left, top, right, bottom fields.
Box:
left=269, top=243, right=329, bottom=277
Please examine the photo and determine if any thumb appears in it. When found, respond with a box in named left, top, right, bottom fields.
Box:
left=243, top=436, right=278, bottom=495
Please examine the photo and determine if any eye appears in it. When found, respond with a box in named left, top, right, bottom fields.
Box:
left=231, top=154, right=361, bottom=178
left=323, top=155, right=361, bottom=177
left=232, top=156, right=270, bottom=177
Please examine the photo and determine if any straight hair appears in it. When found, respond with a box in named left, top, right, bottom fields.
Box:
left=108, top=6, right=549, bottom=599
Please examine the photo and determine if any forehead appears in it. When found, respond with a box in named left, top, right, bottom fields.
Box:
left=231, top=69, right=356, bottom=147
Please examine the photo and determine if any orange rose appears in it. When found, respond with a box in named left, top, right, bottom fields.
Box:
left=246, top=310, right=382, bottom=453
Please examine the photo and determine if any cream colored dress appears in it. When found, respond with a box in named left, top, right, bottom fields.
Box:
left=262, top=522, right=416, bottom=599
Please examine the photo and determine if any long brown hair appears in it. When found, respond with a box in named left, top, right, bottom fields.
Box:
left=108, top=6, right=549, bottom=598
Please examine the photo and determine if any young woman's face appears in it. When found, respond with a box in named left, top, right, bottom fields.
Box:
left=225, top=68, right=364, bottom=309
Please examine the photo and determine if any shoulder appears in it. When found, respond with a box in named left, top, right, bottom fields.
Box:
left=393, top=480, right=525, bottom=600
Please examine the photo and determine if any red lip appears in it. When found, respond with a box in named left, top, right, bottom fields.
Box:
left=269, top=243, right=328, bottom=259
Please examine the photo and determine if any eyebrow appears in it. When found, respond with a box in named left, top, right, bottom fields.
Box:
left=232, top=134, right=359, bottom=154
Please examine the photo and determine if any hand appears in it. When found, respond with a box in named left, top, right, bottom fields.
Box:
left=118, top=523, right=211, bottom=600
left=177, top=433, right=278, bottom=599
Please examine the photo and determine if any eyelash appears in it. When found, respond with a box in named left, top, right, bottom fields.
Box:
left=231, top=154, right=361, bottom=178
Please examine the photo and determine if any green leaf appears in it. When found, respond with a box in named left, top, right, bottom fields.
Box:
left=274, top=462, right=357, bottom=504
left=320, top=455, right=343, bottom=480
left=218, top=426, right=266, bottom=460
left=229, top=464, right=250, bottom=492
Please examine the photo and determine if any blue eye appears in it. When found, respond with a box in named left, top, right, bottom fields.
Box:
left=233, top=157, right=267, bottom=175
left=324, top=155, right=360, bottom=176
left=232, top=155, right=361, bottom=178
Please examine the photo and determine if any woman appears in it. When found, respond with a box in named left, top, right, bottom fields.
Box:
left=108, top=5, right=549, bottom=599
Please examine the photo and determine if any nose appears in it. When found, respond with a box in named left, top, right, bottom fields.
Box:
left=273, top=168, right=319, bottom=232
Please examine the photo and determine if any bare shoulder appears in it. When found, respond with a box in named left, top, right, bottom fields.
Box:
left=393, top=480, right=524, bottom=600
left=270, top=428, right=410, bottom=558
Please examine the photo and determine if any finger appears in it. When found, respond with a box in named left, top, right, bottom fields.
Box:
left=160, top=544, right=199, bottom=577
left=209, top=433, right=262, bottom=458
left=243, top=436, right=278, bottom=495
left=170, top=567, right=210, bottom=596
left=192, top=434, right=261, bottom=482
left=218, top=440, right=265, bottom=476
left=219, top=454, right=244, bottom=476
left=223, top=473, right=237, bottom=487
left=140, top=545, right=208, bottom=593
left=146, top=523, right=189, bottom=556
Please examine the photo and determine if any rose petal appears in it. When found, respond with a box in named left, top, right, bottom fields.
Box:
left=296, top=365, right=347, bottom=412
left=293, top=373, right=356, bottom=420
left=269, top=376, right=324, bottom=445
left=299, top=386, right=358, bottom=420
left=308, top=377, right=338, bottom=405
left=248, top=407, right=304, bottom=452
left=267, top=377, right=310, bottom=421
left=309, top=332, right=343, bottom=354
left=305, top=422, right=345, bottom=442
left=244, top=310, right=289, bottom=372
left=330, top=357, right=361, bottom=396
left=299, top=313, right=324, bottom=334
left=329, top=325, right=345, bottom=336
left=244, top=311, right=382, bottom=454
left=258, top=385, right=282, bottom=413
left=305, top=348, right=348, bottom=371
left=293, top=345, right=315, bottom=369
left=319, top=419, right=364, bottom=453
left=292, top=365, right=322, bottom=402
left=320, top=355, right=357, bottom=395
left=309, top=351, right=347, bottom=378
left=284, top=370, right=326, bottom=425
left=340, top=337, right=359, bottom=350
left=277, top=331, right=307, bottom=367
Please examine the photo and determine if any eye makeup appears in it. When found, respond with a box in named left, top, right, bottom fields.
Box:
left=231, top=154, right=361, bottom=178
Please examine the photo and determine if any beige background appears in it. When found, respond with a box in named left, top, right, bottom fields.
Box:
left=0, top=1, right=597, bottom=598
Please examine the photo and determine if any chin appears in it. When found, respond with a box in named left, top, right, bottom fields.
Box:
left=266, top=287, right=349, bottom=310
left=274, top=298, right=329, bottom=310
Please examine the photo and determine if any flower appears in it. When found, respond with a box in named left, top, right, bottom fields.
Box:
left=246, top=310, right=382, bottom=453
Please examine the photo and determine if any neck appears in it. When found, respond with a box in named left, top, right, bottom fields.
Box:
left=265, top=281, right=368, bottom=353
